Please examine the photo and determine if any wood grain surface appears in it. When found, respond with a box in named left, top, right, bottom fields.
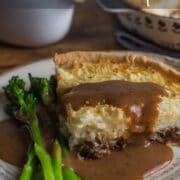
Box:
left=0, top=0, right=123, bottom=74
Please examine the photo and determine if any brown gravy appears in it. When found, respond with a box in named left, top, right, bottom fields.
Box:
left=0, top=121, right=173, bottom=180
left=69, top=136, right=173, bottom=180
left=0, top=120, right=30, bottom=166
left=62, top=80, right=167, bottom=132
left=0, top=106, right=57, bottom=167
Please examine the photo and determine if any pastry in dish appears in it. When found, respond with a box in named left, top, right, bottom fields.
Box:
left=123, top=0, right=180, bottom=18
left=54, top=51, right=180, bottom=158
left=143, top=9, right=180, bottom=18
left=123, top=0, right=180, bottom=9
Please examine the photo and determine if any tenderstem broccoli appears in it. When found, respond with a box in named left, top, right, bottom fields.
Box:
left=3, top=76, right=55, bottom=180
left=20, top=145, right=36, bottom=180
left=29, top=73, right=56, bottom=106
left=4, top=75, right=80, bottom=180
left=29, top=74, right=80, bottom=180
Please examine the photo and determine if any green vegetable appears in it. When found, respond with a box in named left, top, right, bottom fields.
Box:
left=34, top=143, right=55, bottom=180
left=3, top=76, right=54, bottom=180
left=52, top=140, right=63, bottom=180
left=20, top=146, right=36, bottom=180
left=29, top=74, right=56, bottom=106
left=4, top=75, right=80, bottom=180
left=4, top=76, right=37, bottom=123
left=63, top=168, right=80, bottom=180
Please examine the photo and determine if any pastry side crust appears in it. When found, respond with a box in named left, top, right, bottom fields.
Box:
left=54, top=51, right=179, bottom=78
left=54, top=51, right=180, bottom=95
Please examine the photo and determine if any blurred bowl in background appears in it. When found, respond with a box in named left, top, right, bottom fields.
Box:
left=0, top=7, right=74, bottom=47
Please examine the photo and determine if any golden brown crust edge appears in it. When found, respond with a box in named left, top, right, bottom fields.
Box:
left=54, top=51, right=180, bottom=82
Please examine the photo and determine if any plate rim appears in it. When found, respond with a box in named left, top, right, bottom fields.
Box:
left=0, top=51, right=179, bottom=78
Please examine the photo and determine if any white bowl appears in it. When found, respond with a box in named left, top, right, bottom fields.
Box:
left=0, top=8, right=74, bottom=47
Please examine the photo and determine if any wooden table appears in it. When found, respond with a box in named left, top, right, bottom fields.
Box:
left=0, top=1, right=124, bottom=74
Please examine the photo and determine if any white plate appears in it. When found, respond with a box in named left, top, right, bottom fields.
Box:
left=0, top=52, right=179, bottom=180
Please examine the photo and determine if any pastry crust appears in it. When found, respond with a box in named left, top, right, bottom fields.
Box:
left=54, top=51, right=180, bottom=94
left=54, top=51, right=179, bottom=76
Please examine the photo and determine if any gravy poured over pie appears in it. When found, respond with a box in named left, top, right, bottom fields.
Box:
left=54, top=51, right=180, bottom=158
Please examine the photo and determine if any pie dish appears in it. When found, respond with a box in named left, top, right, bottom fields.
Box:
left=98, top=0, right=180, bottom=50
left=54, top=51, right=180, bottom=158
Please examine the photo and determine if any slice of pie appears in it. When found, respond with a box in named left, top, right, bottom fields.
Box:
left=54, top=51, right=180, bottom=158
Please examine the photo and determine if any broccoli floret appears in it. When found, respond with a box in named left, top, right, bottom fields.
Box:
left=29, top=74, right=56, bottom=106
left=3, top=76, right=55, bottom=180
left=4, top=76, right=25, bottom=106
left=3, top=76, right=37, bottom=123
left=4, top=75, right=79, bottom=180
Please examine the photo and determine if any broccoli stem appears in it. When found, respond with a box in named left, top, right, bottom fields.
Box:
left=34, top=143, right=55, bottom=180
left=20, top=146, right=36, bottom=180
left=52, top=140, right=63, bottom=180
left=4, top=75, right=81, bottom=180
left=20, top=116, right=55, bottom=180
left=31, top=115, right=44, bottom=147
left=62, top=168, right=80, bottom=180
left=31, top=115, right=55, bottom=180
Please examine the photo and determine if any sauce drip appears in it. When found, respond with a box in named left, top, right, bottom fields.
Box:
left=0, top=120, right=30, bottom=166
left=65, top=135, right=173, bottom=180
left=0, top=107, right=56, bottom=167
left=62, top=80, right=167, bottom=132
left=0, top=121, right=173, bottom=180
